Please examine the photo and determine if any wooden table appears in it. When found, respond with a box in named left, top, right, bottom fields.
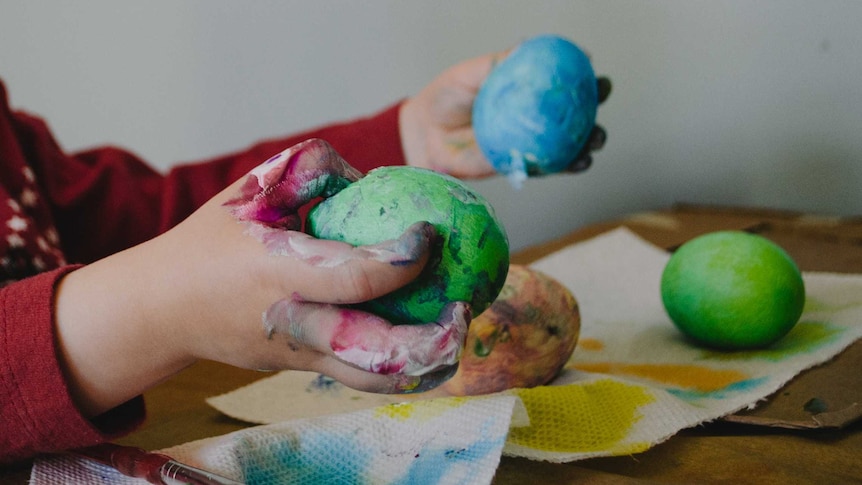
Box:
left=5, top=204, right=862, bottom=483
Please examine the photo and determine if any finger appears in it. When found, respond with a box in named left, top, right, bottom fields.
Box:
left=586, top=125, right=608, bottom=152
left=264, top=299, right=470, bottom=376
left=597, top=77, right=612, bottom=104
left=447, top=50, right=509, bottom=96
left=431, top=50, right=510, bottom=128
left=247, top=339, right=458, bottom=394
left=313, top=358, right=459, bottom=394
left=565, top=125, right=606, bottom=173
left=566, top=155, right=592, bottom=174
left=224, top=138, right=361, bottom=229
left=251, top=221, right=438, bottom=303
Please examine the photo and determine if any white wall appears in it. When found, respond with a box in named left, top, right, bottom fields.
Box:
left=2, top=1, right=860, bottom=251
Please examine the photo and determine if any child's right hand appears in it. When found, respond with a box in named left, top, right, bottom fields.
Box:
left=55, top=139, right=471, bottom=418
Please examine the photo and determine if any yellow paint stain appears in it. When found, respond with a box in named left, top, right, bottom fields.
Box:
left=374, top=396, right=469, bottom=421
left=508, top=380, right=654, bottom=453
left=570, top=362, right=748, bottom=393
left=577, top=338, right=604, bottom=351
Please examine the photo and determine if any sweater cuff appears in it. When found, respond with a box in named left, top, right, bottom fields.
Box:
left=0, top=266, right=144, bottom=463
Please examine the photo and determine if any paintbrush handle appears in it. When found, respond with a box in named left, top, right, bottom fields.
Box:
left=159, top=459, right=245, bottom=485
left=73, top=443, right=244, bottom=485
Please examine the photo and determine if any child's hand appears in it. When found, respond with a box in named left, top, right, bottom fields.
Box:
left=400, top=50, right=611, bottom=179
left=55, top=139, right=470, bottom=417
left=194, top=139, right=469, bottom=390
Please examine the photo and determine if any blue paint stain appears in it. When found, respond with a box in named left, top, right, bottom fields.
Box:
left=666, top=376, right=769, bottom=401
left=239, top=429, right=373, bottom=485
left=306, top=373, right=342, bottom=393
left=237, top=416, right=507, bottom=485
left=392, top=419, right=505, bottom=485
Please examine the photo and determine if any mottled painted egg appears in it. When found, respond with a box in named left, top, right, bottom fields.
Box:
left=307, top=166, right=510, bottom=325
left=436, top=264, right=580, bottom=396
left=473, top=34, right=598, bottom=186
left=661, top=231, right=805, bottom=349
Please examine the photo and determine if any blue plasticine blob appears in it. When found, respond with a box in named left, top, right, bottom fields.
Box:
left=473, top=35, right=599, bottom=187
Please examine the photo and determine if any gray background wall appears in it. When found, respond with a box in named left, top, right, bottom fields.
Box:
left=2, top=1, right=859, bottom=252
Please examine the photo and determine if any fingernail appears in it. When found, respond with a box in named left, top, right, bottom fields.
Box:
left=372, top=221, right=438, bottom=266
left=396, top=364, right=459, bottom=394
left=440, top=301, right=472, bottom=329
left=566, top=155, right=592, bottom=173
left=589, top=126, right=607, bottom=150
left=597, top=77, right=612, bottom=103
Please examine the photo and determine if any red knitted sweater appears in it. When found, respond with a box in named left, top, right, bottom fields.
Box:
left=0, top=79, right=405, bottom=463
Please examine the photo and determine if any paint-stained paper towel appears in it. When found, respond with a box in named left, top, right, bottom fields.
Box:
left=33, top=228, right=862, bottom=483
left=32, top=395, right=523, bottom=485
left=207, top=228, right=862, bottom=462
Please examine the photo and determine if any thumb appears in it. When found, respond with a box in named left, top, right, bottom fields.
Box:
left=259, top=221, right=440, bottom=304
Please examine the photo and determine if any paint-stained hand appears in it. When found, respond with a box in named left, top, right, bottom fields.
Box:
left=400, top=51, right=610, bottom=178
left=160, top=139, right=470, bottom=394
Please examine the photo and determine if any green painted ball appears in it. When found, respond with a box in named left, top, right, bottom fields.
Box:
left=660, top=231, right=805, bottom=350
left=307, top=166, right=510, bottom=325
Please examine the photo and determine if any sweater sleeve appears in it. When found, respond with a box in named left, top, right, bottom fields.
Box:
left=1, top=76, right=406, bottom=464
left=18, top=101, right=406, bottom=264
left=156, top=103, right=407, bottom=238
left=0, top=267, right=145, bottom=464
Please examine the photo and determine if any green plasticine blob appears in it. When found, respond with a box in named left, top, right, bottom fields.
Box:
left=307, top=166, right=510, bottom=325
